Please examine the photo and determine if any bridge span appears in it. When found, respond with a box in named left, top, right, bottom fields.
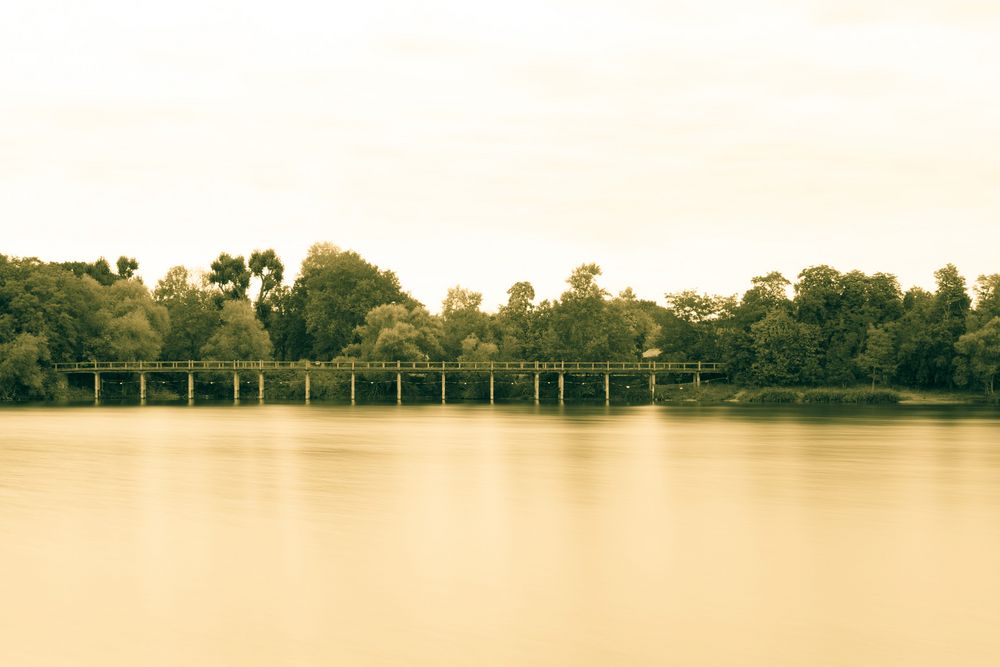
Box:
left=53, top=360, right=725, bottom=404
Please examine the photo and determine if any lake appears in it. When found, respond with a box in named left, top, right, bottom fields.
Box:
left=1, top=404, right=999, bottom=665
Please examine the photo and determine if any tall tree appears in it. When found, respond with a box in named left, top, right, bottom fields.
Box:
left=441, top=286, right=491, bottom=360
left=954, top=317, right=1000, bottom=396
left=496, top=281, right=537, bottom=359
left=749, top=309, right=822, bottom=386
left=543, top=264, right=622, bottom=360
left=855, top=324, right=897, bottom=389
left=207, top=253, right=251, bottom=301
left=116, top=256, right=139, bottom=280
left=298, top=244, right=413, bottom=359
left=95, top=279, right=170, bottom=360
left=971, top=274, right=1000, bottom=328
left=248, top=249, right=284, bottom=323
left=661, top=290, right=735, bottom=361
left=154, top=266, right=219, bottom=360
left=201, top=301, right=272, bottom=360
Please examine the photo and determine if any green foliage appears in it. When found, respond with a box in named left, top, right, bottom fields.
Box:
left=0, top=256, right=106, bottom=362
left=660, top=290, right=734, bottom=362
left=749, top=309, right=821, bottom=385
left=791, top=266, right=903, bottom=386
left=299, top=244, right=412, bottom=359
left=609, top=289, right=662, bottom=359
left=345, top=303, right=443, bottom=361
left=0, top=333, right=50, bottom=400
left=207, top=252, right=251, bottom=301
left=742, top=388, right=800, bottom=403
left=201, top=301, right=273, bottom=360
left=116, top=256, right=138, bottom=280
left=655, top=382, right=737, bottom=403
left=58, top=257, right=119, bottom=286
left=496, top=281, right=537, bottom=359
left=154, top=266, right=219, bottom=360
left=248, top=249, right=284, bottom=323
left=458, top=334, right=499, bottom=362
left=954, top=317, right=1000, bottom=395
left=801, top=388, right=901, bottom=404
left=441, top=286, right=492, bottom=359
left=971, top=274, right=1000, bottom=328
left=855, top=324, right=897, bottom=388
left=96, top=279, right=170, bottom=360
left=895, top=267, right=970, bottom=388
left=538, top=264, right=645, bottom=361
left=4, top=247, right=1000, bottom=402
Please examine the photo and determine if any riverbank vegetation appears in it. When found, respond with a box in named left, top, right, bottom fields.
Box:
left=1, top=244, right=999, bottom=403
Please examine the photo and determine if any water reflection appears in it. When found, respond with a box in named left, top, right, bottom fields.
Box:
left=1, top=404, right=999, bottom=665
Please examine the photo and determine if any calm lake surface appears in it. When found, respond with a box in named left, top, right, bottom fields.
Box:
left=2, top=404, right=999, bottom=666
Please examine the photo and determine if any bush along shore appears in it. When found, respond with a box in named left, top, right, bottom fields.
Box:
left=654, top=383, right=995, bottom=405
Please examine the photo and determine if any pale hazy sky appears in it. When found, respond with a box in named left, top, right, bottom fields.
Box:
left=3, top=1, right=999, bottom=311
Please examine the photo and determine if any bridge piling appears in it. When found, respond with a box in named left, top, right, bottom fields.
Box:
left=54, top=360, right=724, bottom=405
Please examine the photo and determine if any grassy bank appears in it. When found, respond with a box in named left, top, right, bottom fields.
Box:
left=655, top=383, right=990, bottom=405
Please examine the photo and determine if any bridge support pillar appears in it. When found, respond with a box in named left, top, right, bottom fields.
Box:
left=350, top=372, right=356, bottom=405
left=649, top=373, right=656, bottom=403
left=304, top=371, right=310, bottom=404
left=694, top=372, right=701, bottom=388
left=258, top=372, right=265, bottom=403
left=604, top=373, right=610, bottom=404
left=140, top=372, right=147, bottom=404
left=187, top=372, right=194, bottom=403
left=396, top=372, right=402, bottom=404
left=233, top=372, right=240, bottom=403
left=441, top=372, right=446, bottom=404
left=558, top=372, right=565, bottom=403
left=489, top=371, right=494, bottom=404
left=534, top=373, right=540, bottom=403
left=94, top=372, right=100, bottom=403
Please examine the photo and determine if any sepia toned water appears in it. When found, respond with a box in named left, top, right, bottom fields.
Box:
left=2, top=404, right=1000, bottom=666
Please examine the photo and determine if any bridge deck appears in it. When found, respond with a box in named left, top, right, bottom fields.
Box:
left=54, top=360, right=724, bottom=374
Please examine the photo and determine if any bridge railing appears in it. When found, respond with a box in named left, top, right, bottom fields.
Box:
left=53, top=360, right=725, bottom=373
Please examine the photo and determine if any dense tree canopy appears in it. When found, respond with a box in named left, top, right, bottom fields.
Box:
left=345, top=303, right=443, bottom=361
left=2, top=247, right=1000, bottom=401
left=201, top=301, right=272, bottom=360
left=297, top=244, right=412, bottom=359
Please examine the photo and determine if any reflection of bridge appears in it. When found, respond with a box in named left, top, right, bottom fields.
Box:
left=53, top=360, right=725, bottom=404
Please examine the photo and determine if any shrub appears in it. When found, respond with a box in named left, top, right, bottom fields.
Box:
left=742, top=388, right=800, bottom=403
left=801, top=387, right=901, bottom=404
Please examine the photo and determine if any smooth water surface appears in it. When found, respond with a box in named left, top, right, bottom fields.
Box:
left=2, top=404, right=999, bottom=666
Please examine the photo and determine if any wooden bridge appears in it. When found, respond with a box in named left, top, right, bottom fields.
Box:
left=53, top=360, right=725, bottom=404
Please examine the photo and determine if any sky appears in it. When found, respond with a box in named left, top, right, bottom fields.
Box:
left=2, top=0, right=999, bottom=312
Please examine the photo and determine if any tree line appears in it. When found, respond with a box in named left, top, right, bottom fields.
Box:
left=1, top=243, right=999, bottom=401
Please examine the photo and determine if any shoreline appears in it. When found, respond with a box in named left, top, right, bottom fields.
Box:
left=655, top=384, right=993, bottom=406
